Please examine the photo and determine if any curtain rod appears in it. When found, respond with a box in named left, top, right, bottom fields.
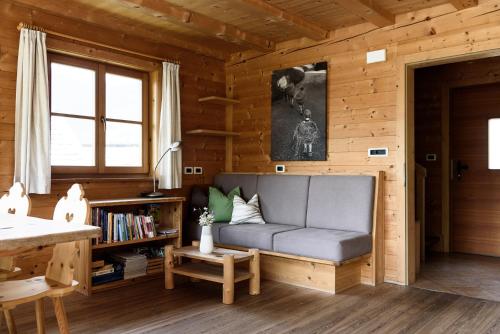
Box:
left=17, top=22, right=181, bottom=65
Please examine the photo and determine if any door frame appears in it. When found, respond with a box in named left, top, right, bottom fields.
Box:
left=398, top=44, right=500, bottom=285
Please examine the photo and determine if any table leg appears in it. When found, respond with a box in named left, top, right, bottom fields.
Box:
left=190, top=241, right=201, bottom=282
left=249, top=249, right=260, bottom=295
left=165, top=245, right=174, bottom=290
left=223, top=254, right=235, bottom=304
left=4, top=309, right=16, bottom=334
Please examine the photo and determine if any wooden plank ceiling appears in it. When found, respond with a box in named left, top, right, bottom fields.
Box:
left=12, top=0, right=478, bottom=60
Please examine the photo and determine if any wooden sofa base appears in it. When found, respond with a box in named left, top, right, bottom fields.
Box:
left=217, top=244, right=373, bottom=294
left=260, top=254, right=367, bottom=294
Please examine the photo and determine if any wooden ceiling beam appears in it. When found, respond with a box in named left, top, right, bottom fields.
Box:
left=118, top=0, right=275, bottom=52
left=448, top=0, right=478, bottom=10
left=335, top=0, right=395, bottom=28
left=12, top=0, right=229, bottom=60
left=239, top=0, right=329, bottom=40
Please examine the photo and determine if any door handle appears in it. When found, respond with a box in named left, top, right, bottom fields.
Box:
left=456, top=160, right=469, bottom=180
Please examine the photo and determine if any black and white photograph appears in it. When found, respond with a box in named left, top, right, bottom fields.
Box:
left=271, top=61, right=327, bottom=161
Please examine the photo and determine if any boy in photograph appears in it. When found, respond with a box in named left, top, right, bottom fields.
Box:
left=292, top=109, right=319, bottom=159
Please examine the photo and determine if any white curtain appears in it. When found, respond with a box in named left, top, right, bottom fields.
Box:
left=158, top=62, right=182, bottom=189
left=14, top=28, right=51, bottom=194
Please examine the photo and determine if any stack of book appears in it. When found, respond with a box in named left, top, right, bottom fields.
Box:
left=91, top=260, right=124, bottom=285
left=108, top=252, right=148, bottom=279
left=91, top=209, right=157, bottom=244
left=146, top=257, right=164, bottom=275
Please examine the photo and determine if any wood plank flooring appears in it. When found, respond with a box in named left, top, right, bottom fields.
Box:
left=4, top=279, right=500, bottom=333
left=413, top=253, right=500, bottom=302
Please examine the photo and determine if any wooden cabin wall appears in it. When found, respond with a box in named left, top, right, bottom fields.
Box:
left=226, top=1, right=500, bottom=284
left=0, top=1, right=225, bottom=276
left=415, top=56, right=500, bottom=253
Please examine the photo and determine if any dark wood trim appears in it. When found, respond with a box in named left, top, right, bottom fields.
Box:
left=48, top=52, right=150, bottom=176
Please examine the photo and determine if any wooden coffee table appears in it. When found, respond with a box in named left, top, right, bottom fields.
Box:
left=164, top=243, right=260, bottom=304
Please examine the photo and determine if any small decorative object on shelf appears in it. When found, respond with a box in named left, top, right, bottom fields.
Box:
left=196, top=207, right=215, bottom=254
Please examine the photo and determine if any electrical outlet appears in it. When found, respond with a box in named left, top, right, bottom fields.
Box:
left=194, top=167, right=203, bottom=175
left=184, top=167, right=193, bottom=174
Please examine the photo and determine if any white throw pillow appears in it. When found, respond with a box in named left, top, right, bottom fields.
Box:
left=230, top=194, right=266, bottom=225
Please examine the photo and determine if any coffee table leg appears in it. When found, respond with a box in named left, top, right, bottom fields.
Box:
left=165, top=245, right=174, bottom=290
left=249, top=249, right=260, bottom=295
left=223, top=254, right=234, bottom=304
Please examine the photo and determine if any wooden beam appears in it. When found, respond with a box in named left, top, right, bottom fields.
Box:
left=448, top=0, right=478, bottom=10
left=12, top=0, right=228, bottom=60
left=118, top=0, right=275, bottom=52
left=335, top=0, right=395, bottom=28
left=239, top=0, right=329, bottom=40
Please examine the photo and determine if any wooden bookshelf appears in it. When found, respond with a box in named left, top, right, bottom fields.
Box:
left=77, top=197, right=184, bottom=296
left=92, top=234, right=179, bottom=250
left=91, top=272, right=164, bottom=293
left=185, top=129, right=240, bottom=137
left=198, top=96, right=240, bottom=105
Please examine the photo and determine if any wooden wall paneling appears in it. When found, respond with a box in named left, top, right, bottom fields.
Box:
left=12, top=0, right=231, bottom=60
left=0, top=1, right=226, bottom=276
left=226, top=1, right=500, bottom=284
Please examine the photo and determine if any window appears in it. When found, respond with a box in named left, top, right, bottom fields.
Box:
left=489, top=118, right=500, bottom=169
left=49, top=54, right=148, bottom=174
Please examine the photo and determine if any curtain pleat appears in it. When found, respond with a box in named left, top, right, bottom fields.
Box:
left=158, top=62, right=182, bottom=189
left=14, top=29, right=51, bottom=194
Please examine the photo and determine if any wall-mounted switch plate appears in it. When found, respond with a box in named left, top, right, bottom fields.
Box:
left=368, top=148, right=388, bottom=157
left=184, top=167, right=193, bottom=174
left=194, top=167, right=203, bottom=175
left=275, top=165, right=286, bottom=173
left=366, top=49, right=386, bottom=64
left=426, top=154, right=437, bottom=161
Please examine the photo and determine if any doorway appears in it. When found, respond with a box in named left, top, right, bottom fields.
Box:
left=411, top=57, right=500, bottom=302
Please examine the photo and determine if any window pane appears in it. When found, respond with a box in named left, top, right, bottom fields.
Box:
left=51, top=116, right=95, bottom=166
left=489, top=118, right=500, bottom=169
left=106, top=73, right=142, bottom=122
left=105, top=122, right=142, bottom=167
left=51, top=63, right=95, bottom=117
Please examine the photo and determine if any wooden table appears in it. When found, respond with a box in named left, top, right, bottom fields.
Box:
left=0, top=213, right=101, bottom=257
left=164, top=245, right=260, bottom=304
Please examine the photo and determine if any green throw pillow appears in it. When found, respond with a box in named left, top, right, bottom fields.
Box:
left=208, top=186, right=241, bottom=222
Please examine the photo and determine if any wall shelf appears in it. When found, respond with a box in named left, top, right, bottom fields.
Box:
left=198, top=96, right=240, bottom=105
left=186, top=129, right=240, bottom=137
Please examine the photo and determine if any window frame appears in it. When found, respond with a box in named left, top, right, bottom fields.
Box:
left=48, top=53, right=149, bottom=176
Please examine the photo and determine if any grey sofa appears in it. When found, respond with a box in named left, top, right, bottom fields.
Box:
left=188, top=173, right=375, bottom=263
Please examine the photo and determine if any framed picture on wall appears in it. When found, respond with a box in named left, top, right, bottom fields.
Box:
left=271, top=62, right=327, bottom=161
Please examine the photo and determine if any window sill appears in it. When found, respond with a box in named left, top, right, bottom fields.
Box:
left=51, top=176, right=153, bottom=183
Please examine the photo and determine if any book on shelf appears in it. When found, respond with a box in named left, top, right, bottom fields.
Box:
left=91, top=208, right=157, bottom=245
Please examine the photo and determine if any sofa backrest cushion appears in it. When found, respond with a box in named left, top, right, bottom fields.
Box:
left=257, top=175, right=310, bottom=227
left=306, top=175, right=375, bottom=234
left=214, top=174, right=258, bottom=202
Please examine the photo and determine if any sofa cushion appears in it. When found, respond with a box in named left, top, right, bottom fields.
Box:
left=208, top=186, right=240, bottom=222
left=273, top=228, right=372, bottom=262
left=219, top=223, right=301, bottom=251
left=306, top=175, right=375, bottom=234
left=214, top=174, right=258, bottom=201
left=230, top=194, right=265, bottom=225
left=188, top=221, right=229, bottom=244
left=256, top=175, right=310, bottom=227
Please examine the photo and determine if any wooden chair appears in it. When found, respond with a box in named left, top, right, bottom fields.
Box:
left=0, top=184, right=89, bottom=334
left=0, top=182, right=31, bottom=281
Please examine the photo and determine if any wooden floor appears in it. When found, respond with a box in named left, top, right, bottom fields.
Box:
left=413, top=253, right=500, bottom=302
left=4, top=278, right=500, bottom=333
